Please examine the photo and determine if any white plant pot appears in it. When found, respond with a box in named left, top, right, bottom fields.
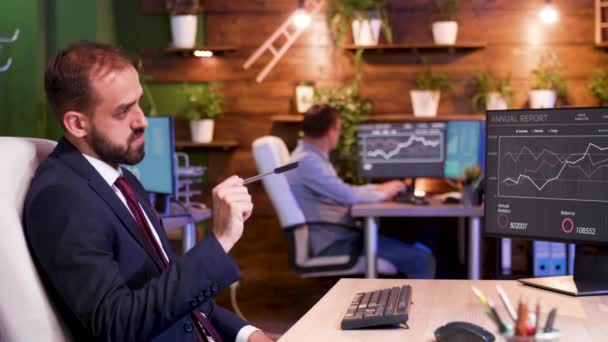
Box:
left=529, top=90, right=557, bottom=109
left=295, top=84, right=315, bottom=113
left=432, top=21, right=459, bottom=45
left=351, top=18, right=381, bottom=46
left=170, top=15, right=198, bottom=48
left=410, top=90, right=440, bottom=117
left=190, top=119, right=214, bottom=143
left=487, top=92, right=508, bottom=110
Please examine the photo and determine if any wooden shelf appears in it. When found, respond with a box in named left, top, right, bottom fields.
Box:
left=272, top=114, right=486, bottom=123
left=175, top=140, right=239, bottom=150
left=141, top=46, right=238, bottom=57
left=343, top=42, right=486, bottom=53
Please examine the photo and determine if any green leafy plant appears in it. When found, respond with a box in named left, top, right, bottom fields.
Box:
left=328, top=0, right=393, bottom=46
left=179, top=83, right=224, bottom=121
left=415, top=67, right=452, bottom=92
left=135, top=59, right=158, bottom=116
left=165, top=0, right=200, bottom=14
left=530, top=52, right=568, bottom=99
left=588, top=69, right=608, bottom=106
left=434, top=0, right=460, bottom=21
left=314, top=81, right=372, bottom=183
left=463, top=164, right=482, bottom=185
left=471, top=72, right=513, bottom=112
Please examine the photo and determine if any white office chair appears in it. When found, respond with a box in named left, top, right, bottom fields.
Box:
left=251, top=136, right=397, bottom=277
left=0, top=137, right=70, bottom=341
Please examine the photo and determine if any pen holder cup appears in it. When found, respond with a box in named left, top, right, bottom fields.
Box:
left=500, top=331, right=560, bottom=342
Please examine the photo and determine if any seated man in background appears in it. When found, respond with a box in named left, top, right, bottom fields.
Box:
left=285, top=104, right=436, bottom=279
left=24, top=42, right=272, bottom=341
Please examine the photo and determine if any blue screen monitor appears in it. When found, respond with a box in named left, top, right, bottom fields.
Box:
left=125, top=116, right=176, bottom=195
left=444, top=120, right=485, bottom=179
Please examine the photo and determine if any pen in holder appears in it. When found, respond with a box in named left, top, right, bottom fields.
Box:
left=499, top=330, right=560, bottom=342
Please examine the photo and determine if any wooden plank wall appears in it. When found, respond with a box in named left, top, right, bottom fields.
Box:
left=142, top=0, right=605, bottom=250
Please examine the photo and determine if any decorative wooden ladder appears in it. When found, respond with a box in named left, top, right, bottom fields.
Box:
left=595, top=0, right=608, bottom=46
left=243, top=0, right=323, bottom=83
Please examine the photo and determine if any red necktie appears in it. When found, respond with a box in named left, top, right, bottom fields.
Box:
left=115, top=176, right=222, bottom=342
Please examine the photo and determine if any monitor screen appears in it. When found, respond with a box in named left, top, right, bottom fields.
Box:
left=124, top=116, right=176, bottom=195
left=357, top=121, right=446, bottom=179
left=444, top=120, right=485, bottom=179
left=485, top=107, right=608, bottom=245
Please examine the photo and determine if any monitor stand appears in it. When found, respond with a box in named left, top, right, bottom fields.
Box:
left=518, top=245, right=608, bottom=296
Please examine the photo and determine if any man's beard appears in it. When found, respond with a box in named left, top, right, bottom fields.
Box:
left=89, top=127, right=145, bottom=166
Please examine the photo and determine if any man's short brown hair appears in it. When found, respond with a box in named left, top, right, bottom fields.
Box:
left=44, top=42, right=133, bottom=124
left=302, top=104, right=341, bottom=138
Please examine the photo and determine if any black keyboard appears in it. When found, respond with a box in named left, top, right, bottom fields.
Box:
left=393, top=192, right=429, bottom=205
left=341, top=285, right=413, bottom=330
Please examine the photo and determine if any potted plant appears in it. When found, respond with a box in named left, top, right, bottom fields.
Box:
left=328, top=0, right=393, bottom=46
left=462, top=164, right=482, bottom=207
left=314, top=82, right=372, bottom=182
left=471, top=72, right=513, bottom=112
left=295, top=81, right=315, bottom=113
left=411, top=67, right=452, bottom=117
left=588, top=69, right=608, bottom=106
left=432, top=0, right=460, bottom=45
left=529, top=52, right=567, bottom=108
left=166, top=0, right=200, bottom=48
left=180, top=82, right=223, bottom=143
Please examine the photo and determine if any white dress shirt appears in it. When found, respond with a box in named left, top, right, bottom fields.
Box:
left=83, top=153, right=258, bottom=342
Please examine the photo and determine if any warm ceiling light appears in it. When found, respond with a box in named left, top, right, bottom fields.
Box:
left=293, top=8, right=311, bottom=29
left=539, top=0, right=559, bottom=24
left=193, top=50, right=213, bottom=58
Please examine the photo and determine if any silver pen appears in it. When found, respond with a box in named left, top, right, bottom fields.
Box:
left=243, top=162, right=299, bottom=185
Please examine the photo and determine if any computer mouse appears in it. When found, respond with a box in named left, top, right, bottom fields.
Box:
left=434, top=321, right=495, bottom=342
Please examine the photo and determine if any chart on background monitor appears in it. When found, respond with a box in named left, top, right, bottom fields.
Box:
left=485, top=108, right=608, bottom=243
left=357, top=122, right=446, bottom=179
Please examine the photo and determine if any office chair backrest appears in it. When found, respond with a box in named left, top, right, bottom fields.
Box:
left=251, top=136, right=311, bottom=265
left=251, top=136, right=306, bottom=228
left=0, top=137, right=70, bottom=341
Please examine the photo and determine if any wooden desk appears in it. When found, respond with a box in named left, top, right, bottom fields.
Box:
left=352, top=199, right=484, bottom=279
left=161, top=207, right=211, bottom=253
left=280, top=278, right=608, bottom=341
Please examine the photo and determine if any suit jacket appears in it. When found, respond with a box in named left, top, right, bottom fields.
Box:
left=24, top=138, right=247, bottom=341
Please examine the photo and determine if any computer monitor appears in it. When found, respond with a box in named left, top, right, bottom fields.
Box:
left=357, top=120, right=485, bottom=180
left=444, top=120, right=486, bottom=179
left=124, top=116, right=176, bottom=213
left=485, top=107, right=608, bottom=296
left=357, top=121, right=447, bottom=179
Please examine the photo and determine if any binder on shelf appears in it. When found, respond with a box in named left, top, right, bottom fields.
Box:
left=567, top=243, right=576, bottom=275
left=549, top=242, right=567, bottom=276
left=532, top=240, right=551, bottom=277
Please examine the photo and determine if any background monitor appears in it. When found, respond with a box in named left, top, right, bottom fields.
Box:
left=444, top=120, right=486, bottom=179
left=357, top=120, right=485, bottom=180
left=485, top=107, right=608, bottom=295
left=125, top=116, right=176, bottom=196
left=357, top=121, right=447, bottom=179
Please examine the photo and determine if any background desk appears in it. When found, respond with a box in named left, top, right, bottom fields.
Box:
left=161, top=207, right=212, bottom=253
left=280, top=278, right=608, bottom=341
left=351, top=200, right=484, bottom=279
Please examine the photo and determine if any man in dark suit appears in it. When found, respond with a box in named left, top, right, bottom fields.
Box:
left=23, top=42, right=273, bottom=341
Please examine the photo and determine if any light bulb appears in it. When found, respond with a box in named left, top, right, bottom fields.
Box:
left=194, top=50, right=213, bottom=58
left=539, top=2, right=559, bottom=24
left=293, top=9, right=311, bottom=29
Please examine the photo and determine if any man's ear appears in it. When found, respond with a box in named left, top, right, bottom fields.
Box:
left=63, top=111, right=89, bottom=138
